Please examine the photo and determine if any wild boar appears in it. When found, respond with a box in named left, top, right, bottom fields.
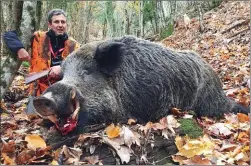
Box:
left=33, top=36, right=249, bottom=134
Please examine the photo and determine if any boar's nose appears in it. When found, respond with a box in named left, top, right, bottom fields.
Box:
left=33, top=96, right=57, bottom=116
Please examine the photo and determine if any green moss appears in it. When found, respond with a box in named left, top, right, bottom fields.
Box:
left=160, top=22, right=174, bottom=40
left=22, top=61, right=30, bottom=67
left=178, top=119, right=203, bottom=138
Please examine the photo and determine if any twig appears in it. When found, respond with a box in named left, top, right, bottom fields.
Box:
left=221, top=19, right=250, bottom=34
left=228, top=26, right=249, bottom=38
left=154, top=155, right=172, bottom=164
left=84, top=123, right=106, bottom=133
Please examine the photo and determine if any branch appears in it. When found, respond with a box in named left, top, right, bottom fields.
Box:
left=220, top=19, right=250, bottom=34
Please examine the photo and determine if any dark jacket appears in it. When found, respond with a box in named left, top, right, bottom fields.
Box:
left=3, top=30, right=24, bottom=54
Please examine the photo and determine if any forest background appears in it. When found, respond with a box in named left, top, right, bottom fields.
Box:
left=0, top=0, right=222, bottom=96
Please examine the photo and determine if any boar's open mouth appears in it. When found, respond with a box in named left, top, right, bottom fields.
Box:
left=33, top=88, right=81, bottom=135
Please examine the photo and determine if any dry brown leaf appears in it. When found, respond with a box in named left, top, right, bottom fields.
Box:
left=237, top=113, right=250, bottom=122
left=175, top=135, right=214, bottom=158
left=25, top=134, right=47, bottom=151
left=77, top=133, right=100, bottom=143
left=121, top=126, right=140, bottom=147
left=61, top=145, right=82, bottom=165
left=1, top=121, right=18, bottom=130
left=102, top=137, right=133, bottom=164
left=182, top=155, right=212, bottom=165
left=105, top=123, right=121, bottom=139
left=224, top=113, right=238, bottom=124
left=219, top=140, right=238, bottom=151
left=1, top=140, right=15, bottom=154
left=1, top=153, right=16, bottom=165
left=14, top=113, right=30, bottom=122
left=127, top=118, right=137, bottom=125
left=237, top=132, right=249, bottom=143
left=51, top=160, right=59, bottom=165
left=208, top=123, right=233, bottom=136
left=171, top=107, right=182, bottom=115
left=16, top=150, right=36, bottom=165
left=84, top=155, right=99, bottom=165
left=138, top=122, right=153, bottom=135
left=171, top=155, right=187, bottom=165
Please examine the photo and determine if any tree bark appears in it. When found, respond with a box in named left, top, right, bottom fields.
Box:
left=125, top=7, right=130, bottom=35
left=1, top=1, right=36, bottom=99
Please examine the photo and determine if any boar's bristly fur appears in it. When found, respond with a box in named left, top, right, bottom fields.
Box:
left=34, top=36, right=249, bottom=132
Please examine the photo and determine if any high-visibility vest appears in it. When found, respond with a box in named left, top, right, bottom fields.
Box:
left=29, top=31, right=80, bottom=96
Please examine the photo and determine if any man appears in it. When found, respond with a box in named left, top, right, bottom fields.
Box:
left=4, top=9, right=80, bottom=96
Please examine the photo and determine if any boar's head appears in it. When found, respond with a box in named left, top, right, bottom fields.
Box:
left=33, top=41, right=126, bottom=134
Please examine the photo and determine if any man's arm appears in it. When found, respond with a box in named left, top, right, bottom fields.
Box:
left=3, top=30, right=31, bottom=61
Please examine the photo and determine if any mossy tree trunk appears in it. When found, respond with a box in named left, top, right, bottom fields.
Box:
left=0, top=1, right=37, bottom=99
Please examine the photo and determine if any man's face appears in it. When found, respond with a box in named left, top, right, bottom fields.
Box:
left=48, top=14, right=67, bottom=36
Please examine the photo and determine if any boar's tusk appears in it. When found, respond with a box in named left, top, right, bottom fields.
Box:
left=47, top=115, right=58, bottom=124
left=72, top=96, right=80, bottom=120
left=72, top=107, right=80, bottom=120
left=71, top=88, right=76, bottom=100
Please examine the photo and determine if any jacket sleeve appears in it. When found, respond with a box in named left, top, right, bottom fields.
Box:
left=3, top=30, right=25, bottom=54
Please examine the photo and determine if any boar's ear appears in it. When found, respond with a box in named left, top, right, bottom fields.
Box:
left=94, top=41, right=125, bottom=75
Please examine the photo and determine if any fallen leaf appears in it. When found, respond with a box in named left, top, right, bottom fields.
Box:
left=105, top=123, right=121, bottom=138
left=25, top=134, right=47, bottom=151
left=121, top=126, right=140, bottom=147
left=219, top=140, right=238, bottom=151
left=84, top=155, right=99, bottom=165
left=1, top=140, right=15, bottom=154
left=138, top=122, right=153, bottom=135
left=51, top=160, right=59, bottom=165
left=127, top=118, right=137, bottom=125
left=77, top=133, right=100, bottom=143
left=237, top=132, right=249, bottom=143
left=172, top=155, right=187, bottom=165
left=182, top=155, right=212, bottom=165
left=2, top=153, right=16, bottom=165
left=102, top=137, right=133, bottom=164
left=16, top=150, right=36, bottom=165
left=175, top=135, right=214, bottom=158
left=182, top=114, right=193, bottom=119
left=61, top=145, right=82, bottom=165
left=237, top=113, right=250, bottom=123
left=208, top=123, right=233, bottom=136
left=14, top=113, right=30, bottom=122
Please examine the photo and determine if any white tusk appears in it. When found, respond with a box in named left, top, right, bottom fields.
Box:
left=47, top=115, right=58, bottom=124
left=71, top=88, right=76, bottom=99
left=72, top=107, right=80, bottom=120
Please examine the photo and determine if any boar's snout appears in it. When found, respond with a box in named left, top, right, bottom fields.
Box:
left=33, top=96, right=57, bottom=116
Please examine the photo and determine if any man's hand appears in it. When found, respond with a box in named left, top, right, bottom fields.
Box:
left=17, top=48, right=31, bottom=61
left=49, top=65, right=62, bottom=79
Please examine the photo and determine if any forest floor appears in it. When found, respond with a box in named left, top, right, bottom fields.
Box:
left=1, top=1, right=250, bottom=165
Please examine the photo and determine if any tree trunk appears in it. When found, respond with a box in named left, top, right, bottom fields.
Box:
left=102, top=18, right=107, bottom=39
left=197, top=2, right=205, bottom=33
left=1, top=1, right=36, bottom=99
left=139, top=1, right=144, bottom=37
left=82, top=2, right=93, bottom=44
left=125, top=7, right=130, bottom=35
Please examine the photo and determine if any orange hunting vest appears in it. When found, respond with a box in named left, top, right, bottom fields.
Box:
left=29, top=31, right=80, bottom=96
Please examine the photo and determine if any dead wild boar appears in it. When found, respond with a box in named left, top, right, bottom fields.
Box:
left=33, top=36, right=249, bottom=134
